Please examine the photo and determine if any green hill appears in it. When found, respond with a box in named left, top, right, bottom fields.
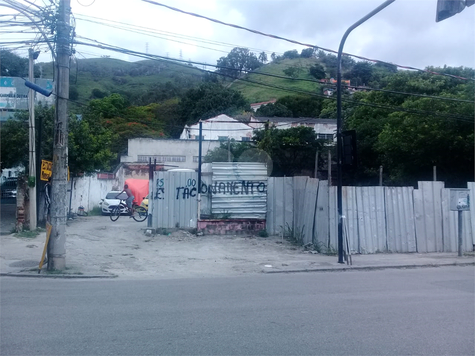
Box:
left=229, top=57, right=322, bottom=103
left=38, top=57, right=206, bottom=108
left=36, top=56, right=326, bottom=109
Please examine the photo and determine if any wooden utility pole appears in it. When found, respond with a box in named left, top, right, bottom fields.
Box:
left=48, top=0, right=70, bottom=270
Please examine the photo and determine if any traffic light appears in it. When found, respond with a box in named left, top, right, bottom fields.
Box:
left=436, top=0, right=474, bottom=22
left=342, top=130, right=357, bottom=169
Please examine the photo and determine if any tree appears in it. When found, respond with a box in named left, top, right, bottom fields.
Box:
left=309, top=63, right=326, bottom=80
left=216, top=47, right=262, bottom=79
left=282, top=50, right=299, bottom=60
left=271, top=52, right=277, bottom=62
left=79, top=94, right=166, bottom=168
left=68, top=115, right=116, bottom=174
left=300, top=48, right=315, bottom=58
left=0, top=104, right=55, bottom=173
left=316, top=51, right=355, bottom=78
left=258, top=51, right=268, bottom=64
left=253, top=126, right=323, bottom=176
left=346, top=67, right=475, bottom=187
left=154, top=98, right=183, bottom=138
left=255, top=96, right=324, bottom=118
left=255, top=103, right=293, bottom=117
left=347, top=61, right=374, bottom=86
left=283, top=66, right=300, bottom=78
left=179, top=83, right=250, bottom=123
left=277, top=96, right=324, bottom=118
left=0, top=49, right=39, bottom=77
left=0, top=103, right=115, bottom=176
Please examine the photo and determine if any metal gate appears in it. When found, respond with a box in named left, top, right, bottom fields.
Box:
left=150, top=171, right=198, bottom=229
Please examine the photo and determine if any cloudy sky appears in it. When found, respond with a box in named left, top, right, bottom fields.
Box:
left=3, top=0, right=475, bottom=70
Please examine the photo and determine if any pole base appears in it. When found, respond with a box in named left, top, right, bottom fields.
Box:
left=48, top=256, right=66, bottom=270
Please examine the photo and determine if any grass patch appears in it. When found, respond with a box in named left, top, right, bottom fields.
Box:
left=45, top=268, right=83, bottom=275
left=88, top=206, right=102, bottom=216
left=230, top=58, right=322, bottom=102
left=15, top=228, right=45, bottom=238
left=258, top=229, right=269, bottom=238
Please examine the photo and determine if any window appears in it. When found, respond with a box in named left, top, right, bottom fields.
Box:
left=241, top=137, right=251, bottom=142
left=193, top=156, right=199, bottom=162
left=138, top=155, right=186, bottom=163
left=218, top=136, right=228, bottom=141
left=318, top=133, right=334, bottom=141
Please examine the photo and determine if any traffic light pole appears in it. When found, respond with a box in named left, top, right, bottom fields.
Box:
left=336, top=0, right=395, bottom=263
left=48, top=0, right=71, bottom=270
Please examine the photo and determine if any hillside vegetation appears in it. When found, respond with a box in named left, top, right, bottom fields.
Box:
left=39, top=57, right=206, bottom=108
left=230, top=58, right=321, bottom=103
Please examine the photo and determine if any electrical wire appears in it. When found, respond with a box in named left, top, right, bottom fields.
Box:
left=140, top=0, right=474, bottom=82
left=71, top=36, right=473, bottom=106
left=73, top=13, right=280, bottom=57
left=71, top=38, right=473, bottom=123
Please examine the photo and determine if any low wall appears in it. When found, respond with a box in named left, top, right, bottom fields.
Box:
left=198, top=219, right=266, bottom=235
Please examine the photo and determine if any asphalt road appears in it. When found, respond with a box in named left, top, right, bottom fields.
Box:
left=1, top=266, right=474, bottom=356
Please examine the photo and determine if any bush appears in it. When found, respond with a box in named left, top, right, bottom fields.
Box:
left=258, top=229, right=269, bottom=238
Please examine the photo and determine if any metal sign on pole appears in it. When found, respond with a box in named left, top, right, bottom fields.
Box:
left=449, top=189, right=470, bottom=257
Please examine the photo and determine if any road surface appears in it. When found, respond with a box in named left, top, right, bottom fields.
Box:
left=1, top=266, right=473, bottom=355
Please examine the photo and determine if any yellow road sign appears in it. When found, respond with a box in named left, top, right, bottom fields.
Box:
left=40, top=160, right=52, bottom=181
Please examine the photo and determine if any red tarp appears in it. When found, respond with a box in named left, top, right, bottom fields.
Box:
left=124, top=179, right=149, bottom=206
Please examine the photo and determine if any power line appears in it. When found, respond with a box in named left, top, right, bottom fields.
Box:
left=140, top=0, right=474, bottom=82
left=74, top=13, right=279, bottom=57
left=72, top=39, right=473, bottom=123
left=72, top=36, right=473, bottom=106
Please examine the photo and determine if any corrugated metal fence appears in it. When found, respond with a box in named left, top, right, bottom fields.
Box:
left=151, top=170, right=198, bottom=229
left=208, top=162, right=267, bottom=219
left=267, top=178, right=474, bottom=253
left=150, top=163, right=268, bottom=228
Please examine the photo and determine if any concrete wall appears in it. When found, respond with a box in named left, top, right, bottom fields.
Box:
left=121, top=138, right=221, bottom=170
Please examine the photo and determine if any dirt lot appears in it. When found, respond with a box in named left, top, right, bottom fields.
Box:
left=1, top=215, right=326, bottom=279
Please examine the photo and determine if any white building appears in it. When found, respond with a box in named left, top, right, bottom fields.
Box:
left=120, top=138, right=222, bottom=170
left=180, top=114, right=253, bottom=142
left=249, top=117, right=337, bottom=141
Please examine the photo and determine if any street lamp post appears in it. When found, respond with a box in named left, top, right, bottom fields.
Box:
left=28, top=48, right=39, bottom=231
left=336, top=0, right=395, bottom=263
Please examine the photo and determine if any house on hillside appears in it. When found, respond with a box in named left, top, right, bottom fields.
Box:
left=249, top=117, right=337, bottom=141
left=179, top=114, right=253, bottom=142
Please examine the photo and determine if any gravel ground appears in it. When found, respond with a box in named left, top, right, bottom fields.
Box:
left=1, top=215, right=324, bottom=279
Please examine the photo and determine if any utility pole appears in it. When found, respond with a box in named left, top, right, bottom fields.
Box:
left=48, top=0, right=71, bottom=270
left=28, top=48, right=38, bottom=230
left=197, top=121, right=203, bottom=221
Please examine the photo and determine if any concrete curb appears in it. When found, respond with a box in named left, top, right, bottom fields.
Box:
left=262, top=261, right=475, bottom=274
left=0, top=272, right=118, bottom=279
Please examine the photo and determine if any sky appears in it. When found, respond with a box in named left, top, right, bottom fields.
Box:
left=2, top=0, right=475, bottom=71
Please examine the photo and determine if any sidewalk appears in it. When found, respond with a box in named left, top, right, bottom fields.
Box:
left=1, top=215, right=474, bottom=279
